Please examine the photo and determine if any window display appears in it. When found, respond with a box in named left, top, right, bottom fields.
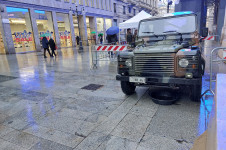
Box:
left=35, top=10, right=55, bottom=47
left=56, top=13, right=72, bottom=47
left=7, top=7, right=35, bottom=53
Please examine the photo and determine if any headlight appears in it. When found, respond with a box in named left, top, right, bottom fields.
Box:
left=125, top=59, right=132, bottom=67
left=179, top=58, right=189, bottom=68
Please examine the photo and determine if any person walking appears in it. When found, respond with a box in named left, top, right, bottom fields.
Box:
left=100, top=35, right=103, bottom=44
left=42, top=36, right=52, bottom=58
left=76, top=36, right=80, bottom=45
left=49, top=38, right=57, bottom=57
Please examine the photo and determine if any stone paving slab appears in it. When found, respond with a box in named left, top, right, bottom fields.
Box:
left=96, top=135, right=138, bottom=150
left=137, top=134, right=193, bottom=150
left=24, top=126, right=84, bottom=148
left=1, top=130, right=40, bottom=149
left=111, top=113, right=152, bottom=142
left=0, top=138, right=27, bottom=150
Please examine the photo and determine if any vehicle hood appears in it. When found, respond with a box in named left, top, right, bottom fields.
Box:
left=134, top=44, right=184, bottom=53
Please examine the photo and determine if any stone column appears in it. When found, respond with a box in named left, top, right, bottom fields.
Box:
left=79, top=14, right=88, bottom=46
left=29, top=8, right=41, bottom=51
left=52, top=11, right=61, bottom=48
left=89, top=16, right=97, bottom=45
left=103, top=18, right=106, bottom=43
left=69, top=11, right=76, bottom=47
left=0, top=5, right=15, bottom=54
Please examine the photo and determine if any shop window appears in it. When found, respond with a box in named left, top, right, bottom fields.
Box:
left=7, top=7, right=36, bottom=53
left=105, top=19, right=112, bottom=30
left=56, top=13, right=72, bottom=47
left=35, top=10, right=55, bottom=47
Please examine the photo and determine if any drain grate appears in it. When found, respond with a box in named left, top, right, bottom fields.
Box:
left=0, top=75, right=18, bottom=83
left=81, top=84, right=103, bottom=91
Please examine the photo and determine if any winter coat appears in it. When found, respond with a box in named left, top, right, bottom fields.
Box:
left=42, top=37, right=49, bottom=49
left=49, top=38, right=56, bottom=50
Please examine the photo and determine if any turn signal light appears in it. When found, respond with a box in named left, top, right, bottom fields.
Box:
left=119, top=65, right=124, bottom=68
left=192, top=64, right=196, bottom=69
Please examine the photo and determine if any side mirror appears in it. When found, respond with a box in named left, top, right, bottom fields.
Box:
left=201, top=28, right=208, bottom=37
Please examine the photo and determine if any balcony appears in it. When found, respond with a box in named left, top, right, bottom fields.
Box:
left=127, top=0, right=137, bottom=5
left=137, top=1, right=152, bottom=10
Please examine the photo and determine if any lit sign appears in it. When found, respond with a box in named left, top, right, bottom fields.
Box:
left=172, top=11, right=193, bottom=16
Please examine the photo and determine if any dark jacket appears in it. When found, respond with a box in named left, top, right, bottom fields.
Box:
left=126, top=33, right=133, bottom=43
left=49, top=38, right=56, bottom=50
left=42, top=37, right=49, bottom=49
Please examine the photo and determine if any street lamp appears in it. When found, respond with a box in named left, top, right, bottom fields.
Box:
left=75, top=4, right=84, bottom=50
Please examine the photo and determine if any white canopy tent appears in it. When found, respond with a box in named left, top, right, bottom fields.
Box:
left=118, top=10, right=152, bottom=43
left=119, top=10, right=152, bottom=29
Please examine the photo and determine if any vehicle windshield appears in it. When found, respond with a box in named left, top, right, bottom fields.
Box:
left=138, top=15, right=197, bottom=37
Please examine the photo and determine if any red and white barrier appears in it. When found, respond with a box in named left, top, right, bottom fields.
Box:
left=223, top=49, right=226, bottom=59
left=203, top=36, right=215, bottom=41
left=95, top=45, right=127, bottom=51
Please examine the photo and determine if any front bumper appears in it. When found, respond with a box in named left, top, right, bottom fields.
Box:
left=116, top=75, right=202, bottom=85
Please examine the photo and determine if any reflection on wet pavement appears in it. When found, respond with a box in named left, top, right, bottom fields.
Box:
left=0, top=45, right=218, bottom=150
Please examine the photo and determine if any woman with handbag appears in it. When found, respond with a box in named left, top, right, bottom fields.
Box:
left=49, top=37, right=57, bottom=57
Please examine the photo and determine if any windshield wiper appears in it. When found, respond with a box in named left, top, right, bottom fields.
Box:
left=163, top=30, right=183, bottom=44
left=142, top=32, right=158, bottom=38
left=163, top=30, right=179, bottom=33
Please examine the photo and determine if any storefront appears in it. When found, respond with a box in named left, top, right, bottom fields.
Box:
left=56, top=13, right=72, bottom=47
left=6, top=7, right=35, bottom=53
left=105, top=19, right=112, bottom=30
left=0, top=16, right=6, bottom=54
left=35, top=10, right=55, bottom=46
left=96, top=17, right=104, bottom=43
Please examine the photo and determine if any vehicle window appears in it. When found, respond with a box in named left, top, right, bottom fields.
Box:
left=139, top=15, right=196, bottom=37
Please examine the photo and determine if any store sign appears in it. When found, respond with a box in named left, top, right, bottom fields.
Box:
left=60, top=30, right=71, bottom=39
left=13, top=30, right=33, bottom=42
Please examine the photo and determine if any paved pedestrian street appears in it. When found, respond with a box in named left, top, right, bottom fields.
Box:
left=0, top=47, right=213, bottom=150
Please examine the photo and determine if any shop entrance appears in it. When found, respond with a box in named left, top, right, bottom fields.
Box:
left=7, top=7, right=35, bottom=53
left=0, top=16, right=6, bottom=54
left=56, top=13, right=72, bottom=47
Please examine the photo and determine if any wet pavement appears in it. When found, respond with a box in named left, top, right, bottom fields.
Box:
left=0, top=44, right=221, bottom=150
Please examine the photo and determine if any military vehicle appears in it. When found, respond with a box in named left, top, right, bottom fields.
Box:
left=116, top=12, right=207, bottom=102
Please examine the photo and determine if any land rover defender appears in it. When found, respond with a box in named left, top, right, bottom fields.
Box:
left=116, top=13, right=206, bottom=102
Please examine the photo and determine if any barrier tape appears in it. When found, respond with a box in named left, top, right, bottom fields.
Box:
left=203, top=36, right=215, bottom=41
left=95, top=45, right=127, bottom=51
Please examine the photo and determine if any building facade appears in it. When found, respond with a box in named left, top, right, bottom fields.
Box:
left=0, top=0, right=156, bottom=54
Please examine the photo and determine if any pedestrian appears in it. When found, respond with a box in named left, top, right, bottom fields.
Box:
left=100, top=35, right=103, bottom=44
left=126, top=28, right=133, bottom=45
left=76, top=36, right=79, bottom=45
left=132, top=29, right=138, bottom=47
left=42, top=36, right=52, bottom=58
left=49, top=37, right=57, bottom=57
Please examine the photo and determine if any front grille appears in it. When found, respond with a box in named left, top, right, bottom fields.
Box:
left=134, top=53, right=175, bottom=76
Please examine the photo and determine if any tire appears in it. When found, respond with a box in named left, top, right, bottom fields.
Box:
left=201, top=57, right=205, bottom=76
left=190, top=84, right=202, bottom=102
left=121, top=81, right=136, bottom=95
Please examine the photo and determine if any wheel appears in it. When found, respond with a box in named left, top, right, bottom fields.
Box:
left=190, top=84, right=202, bottom=102
left=121, top=81, right=136, bottom=95
left=201, top=57, right=205, bottom=76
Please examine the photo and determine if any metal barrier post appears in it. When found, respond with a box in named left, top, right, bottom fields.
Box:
left=202, top=47, right=226, bottom=97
